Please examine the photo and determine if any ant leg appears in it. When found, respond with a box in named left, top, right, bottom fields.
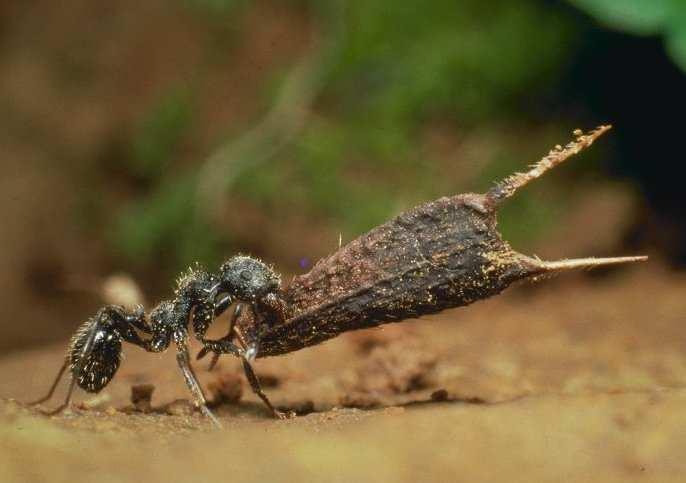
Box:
left=214, top=294, right=233, bottom=317
left=241, top=358, right=290, bottom=419
left=196, top=335, right=242, bottom=361
left=207, top=304, right=242, bottom=371
left=174, top=339, right=222, bottom=429
left=207, top=352, right=221, bottom=372
left=192, top=293, right=232, bottom=344
left=44, top=377, right=77, bottom=415
left=39, top=316, right=102, bottom=414
left=196, top=303, right=243, bottom=362
left=39, top=329, right=98, bottom=414
left=29, top=359, right=68, bottom=405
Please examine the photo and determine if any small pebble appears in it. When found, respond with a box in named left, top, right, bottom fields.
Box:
left=208, top=373, right=243, bottom=405
left=131, top=384, right=155, bottom=413
left=430, top=389, right=450, bottom=401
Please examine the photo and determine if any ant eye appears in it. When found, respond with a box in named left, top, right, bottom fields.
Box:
left=240, top=270, right=252, bottom=281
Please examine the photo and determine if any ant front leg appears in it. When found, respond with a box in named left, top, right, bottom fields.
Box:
left=207, top=303, right=244, bottom=371
left=192, top=292, right=243, bottom=364
left=197, top=292, right=289, bottom=370
left=195, top=301, right=244, bottom=365
left=195, top=304, right=248, bottom=364
left=192, top=292, right=231, bottom=342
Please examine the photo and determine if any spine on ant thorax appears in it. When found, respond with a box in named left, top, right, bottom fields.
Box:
left=257, top=193, right=538, bottom=357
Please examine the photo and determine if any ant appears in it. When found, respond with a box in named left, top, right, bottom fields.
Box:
left=30, top=257, right=290, bottom=428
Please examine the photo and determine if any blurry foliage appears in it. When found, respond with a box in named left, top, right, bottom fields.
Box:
left=110, top=0, right=676, bottom=272
left=233, top=0, right=577, bottom=241
left=570, top=0, right=686, bottom=72
left=129, top=88, right=193, bottom=181
left=326, top=1, right=571, bottom=121
left=181, top=0, right=248, bottom=15
left=113, top=88, right=220, bottom=271
left=112, top=175, right=220, bottom=269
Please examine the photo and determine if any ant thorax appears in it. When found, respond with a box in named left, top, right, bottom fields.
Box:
left=175, top=265, right=219, bottom=301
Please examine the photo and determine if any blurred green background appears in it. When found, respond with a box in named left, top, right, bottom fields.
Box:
left=1, top=0, right=684, bottom=351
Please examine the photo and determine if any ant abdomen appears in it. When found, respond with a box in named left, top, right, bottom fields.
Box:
left=68, top=319, right=122, bottom=393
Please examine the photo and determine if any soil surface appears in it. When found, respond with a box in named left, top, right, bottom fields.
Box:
left=1, top=263, right=685, bottom=482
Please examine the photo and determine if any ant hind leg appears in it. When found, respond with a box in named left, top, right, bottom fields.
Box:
left=43, top=378, right=78, bottom=415
left=28, top=359, right=68, bottom=406
left=30, top=314, right=102, bottom=414
left=241, top=358, right=292, bottom=420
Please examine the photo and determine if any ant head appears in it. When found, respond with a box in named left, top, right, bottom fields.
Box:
left=68, top=317, right=122, bottom=393
left=219, top=255, right=281, bottom=301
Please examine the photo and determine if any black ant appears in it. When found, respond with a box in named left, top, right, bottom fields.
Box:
left=31, top=257, right=290, bottom=427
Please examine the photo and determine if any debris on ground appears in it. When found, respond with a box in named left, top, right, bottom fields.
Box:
left=207, top=372, right=243, bottom=405
left=130, top=384, right=155, bottom=413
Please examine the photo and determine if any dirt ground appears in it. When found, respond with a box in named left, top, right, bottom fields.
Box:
left=1, top=262, right=685, bottom=482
